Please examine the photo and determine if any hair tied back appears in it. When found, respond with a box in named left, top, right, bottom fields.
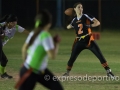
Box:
left=35, top=20, right=42, bottom=28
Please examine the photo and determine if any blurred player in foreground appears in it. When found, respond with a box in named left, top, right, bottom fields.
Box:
left=15, top=10, right=63, bottom=90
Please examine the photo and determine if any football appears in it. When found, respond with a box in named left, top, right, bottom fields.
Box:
left=64, top=8, right=73, bottom=16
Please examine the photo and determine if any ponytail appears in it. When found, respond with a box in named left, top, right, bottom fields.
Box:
left=28, top=28, right=42, bottom=47
left=28, top=20, right=42, bottom=47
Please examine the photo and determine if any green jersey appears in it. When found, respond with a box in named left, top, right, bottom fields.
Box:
left=24, top=31, right=54, bottom=73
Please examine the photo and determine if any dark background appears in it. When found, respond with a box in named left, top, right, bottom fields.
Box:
left=1, top=0, right=120, bottom=30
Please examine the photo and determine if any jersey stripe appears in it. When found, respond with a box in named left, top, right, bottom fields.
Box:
left=84, top=14, right=94, bottom=21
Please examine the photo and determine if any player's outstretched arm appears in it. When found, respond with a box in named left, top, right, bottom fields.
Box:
left=91, top=18, right=100, bottom=27
left=22, top=43, right=28, bottom=61
left=67, top=24, right=73, bottom=29
left=22, top=29, right=30, bottom=35
left=46, top=34, right=61, bottom=60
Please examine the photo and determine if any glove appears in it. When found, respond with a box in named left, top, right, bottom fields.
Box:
left=53, top=34, right=61, bottom=43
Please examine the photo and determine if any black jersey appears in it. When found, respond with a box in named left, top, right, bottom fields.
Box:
left=70, top=14, right=94, bottom=37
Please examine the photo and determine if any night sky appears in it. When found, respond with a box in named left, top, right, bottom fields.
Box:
left=1, top=0, right=120, bottom=29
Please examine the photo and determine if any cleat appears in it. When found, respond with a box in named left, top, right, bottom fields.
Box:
left=106, top=69, right=115, bottom=79
left=63, top=72, right=69, bottom=76
left=107, top=72, right=115, bottom=79
left=1, top=72, right=13, bottom=79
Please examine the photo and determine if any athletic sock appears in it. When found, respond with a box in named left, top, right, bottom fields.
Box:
left=66, top=66, right=72, bottom=74
left=66, top=69, right=70, bottom=74
left=67, top=66, right=72, bottom=71
left=101, top=62, right=111, bottom=71
left=0, top=65, right=5, bottom=74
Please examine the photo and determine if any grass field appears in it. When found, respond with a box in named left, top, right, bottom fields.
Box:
left=0, top=29, right=120, bottom=90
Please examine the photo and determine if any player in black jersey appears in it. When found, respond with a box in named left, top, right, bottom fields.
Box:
left=63, top=2, right=114, bottom=78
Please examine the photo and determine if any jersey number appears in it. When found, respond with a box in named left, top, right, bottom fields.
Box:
left=78, top=24, right=83, bottom=34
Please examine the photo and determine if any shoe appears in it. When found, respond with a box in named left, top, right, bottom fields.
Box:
left=106, top=69, right=115, bottom=79
left=63, top=72, right=69, bottom=76
left=1, top=72, right=13, bottom=79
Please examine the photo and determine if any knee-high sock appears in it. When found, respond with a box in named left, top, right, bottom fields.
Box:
left=102, top=62, right=110, bottom=70
left=0, top=65, right=5, bottom=74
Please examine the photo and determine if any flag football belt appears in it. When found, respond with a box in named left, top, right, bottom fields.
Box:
left=24, top=62, right=45, bottom=74
left=76, top=33, right=91, bottom=41
left=15, top=63, right=45, bottom=89
left=15, top=67, right=33, bottom=89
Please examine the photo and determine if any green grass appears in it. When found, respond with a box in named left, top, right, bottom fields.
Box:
left=0, top=29, right=120, bottom=90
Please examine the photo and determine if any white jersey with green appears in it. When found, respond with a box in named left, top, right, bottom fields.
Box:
left=0, top=22, right=25, bottom=46
left=24, top=31, right=54, bottom=74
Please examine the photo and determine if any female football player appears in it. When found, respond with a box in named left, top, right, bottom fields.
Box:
left=63, top=2, right=114, bottom=78
left=15, top=10, right=63, bottom=90
left=0, top=14, right=29, bottom=79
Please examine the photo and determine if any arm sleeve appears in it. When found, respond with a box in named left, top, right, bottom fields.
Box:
left=25, top=31, right=34, bottom=44
left=70, top=18, right=75, bottom=27
left=42, top=36, right=54, bottom=51
left=17, top=25, right=25, bottom=33
left=84, top=14, right=95, bottom=23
